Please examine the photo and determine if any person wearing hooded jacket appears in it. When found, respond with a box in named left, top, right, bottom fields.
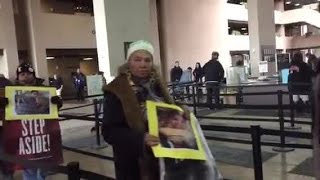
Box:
left=288, top=52, right=313, bottom=113
left=0, top=63, right=62, bottom=180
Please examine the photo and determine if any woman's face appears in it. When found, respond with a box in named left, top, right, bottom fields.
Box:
left=128, top=50, right=153, bottom=78
left=196, top=63, right=199, bottom=68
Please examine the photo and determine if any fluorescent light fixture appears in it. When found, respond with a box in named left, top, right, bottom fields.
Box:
left=241, top=27, right=247, bottom=30
left=294, top=3, right=300, bottom=6
left=83, top=57, right=93, bottom=61
left=46, top=57, right=54, bottom=60
left=285, top=1, right=292, bottom=4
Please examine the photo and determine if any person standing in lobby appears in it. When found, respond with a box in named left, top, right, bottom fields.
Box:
left=51, top=74, right=64, bottom=97
left=102, top=40, right=221, bottom=180
left=193, top=62, right=204, bottom=99
left=203, top=52, right=224, bottom=109
left=73, top=68, right=86, bottom=101
left=0, top=74, right=13, bottom=180
left=170, top=61, right=183, bottom=83
left=288, top=52, right=313, bottom=113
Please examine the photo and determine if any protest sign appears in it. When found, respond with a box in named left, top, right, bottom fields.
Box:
left=3, top=119, right=63, bottom=168
left=146, top=101, right=206, bottom=160
left=86, top=75, right=103, bottom=96
left=5, top=86, right=58, bottom=120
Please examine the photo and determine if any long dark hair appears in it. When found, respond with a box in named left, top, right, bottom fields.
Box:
left=195, top=62, right=202, bottom=69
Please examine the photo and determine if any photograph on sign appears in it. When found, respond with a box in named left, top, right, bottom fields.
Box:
left=147, top=101, right=206, bottom=160
left=5, top=86, right=58, bottom=120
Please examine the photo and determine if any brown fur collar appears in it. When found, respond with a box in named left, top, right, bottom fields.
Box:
left=103, top=63, right=173, bottom=133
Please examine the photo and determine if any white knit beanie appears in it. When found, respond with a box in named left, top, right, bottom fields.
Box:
left=126, top=40, right=154, bottom=60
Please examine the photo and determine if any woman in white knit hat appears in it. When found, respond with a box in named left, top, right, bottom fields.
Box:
left=102, top=40, right=221, bottom=180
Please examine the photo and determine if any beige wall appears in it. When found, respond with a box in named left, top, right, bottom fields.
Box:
left=40, top=14, right=96, bottom=49
left=14, top=11, right=96, bottom=49
left=160, top=0, right=230, bottom=80
left=0, top=0, right=20, bottom=79
left=102, top=0, right=154, bottom=76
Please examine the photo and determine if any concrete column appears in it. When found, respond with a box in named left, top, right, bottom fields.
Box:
left=25, top=0, right=48, bottom=84
left=248, top=0, right=276, bottom=77
left=92, top=0, right=159, bottom=80
left=159, top=0, right=231, bottom=80
left=0, top=0, right=19, bottom=80
left=92, top=0, right=112, bottom=81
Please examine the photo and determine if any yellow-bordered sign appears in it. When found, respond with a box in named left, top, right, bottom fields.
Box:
left=5, top=86, right=58, bottom=120
left=147, top=101, right=206, bottom=160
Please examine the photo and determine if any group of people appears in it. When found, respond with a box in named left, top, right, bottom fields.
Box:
left=170, top=52, right=225, bottom=108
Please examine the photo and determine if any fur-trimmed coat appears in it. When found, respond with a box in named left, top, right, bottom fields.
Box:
left=102, top=64, right=173, bottom=180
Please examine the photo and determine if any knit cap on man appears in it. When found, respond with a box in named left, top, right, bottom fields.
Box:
left=16, top=63, right=35, bottom=79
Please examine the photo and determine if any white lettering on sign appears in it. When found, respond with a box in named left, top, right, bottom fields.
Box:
left=19, top=119, right=51, bottom=155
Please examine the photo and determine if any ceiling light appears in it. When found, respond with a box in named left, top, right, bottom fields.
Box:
left=294, top=3, right=300, bottom=6
left=83, top=57, right=93, bottom=61
left=241, top=27, right=247, bottom=30
left=46, top=57, right=54, bottom=60
left=285, top=1, right=292, bottom=4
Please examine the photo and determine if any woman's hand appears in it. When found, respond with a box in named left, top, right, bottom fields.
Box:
left=144, top=133, right=160, bottom=147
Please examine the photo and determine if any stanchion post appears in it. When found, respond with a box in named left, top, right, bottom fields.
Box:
left=289, top=93, right=295, bottom=127
left=192, top=85, right=197, bottom=115
left=311, top=91, right=315, bottom=130
left=67, top=162, right=80, bottom=180
left=285, top=93, right=301, bottom=130
left=172, top=83, right=176, bottom=101
left=93, top=99, right=101, bottom=146
left=273, top=90, right=294, bottom=152
left=251, top=125, right=263, bottom=180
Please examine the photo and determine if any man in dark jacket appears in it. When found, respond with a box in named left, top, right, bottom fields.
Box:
left=203, top=52, right=224, bottom=109
left=170, top=61, right=183, bottom=82
left=0, top=74, right=12, bottom=180
left=73, top=68, right=86, bottom=101
left=288, top=52, right=313, bottom=113
left=0, top=74, right=11, bottom=88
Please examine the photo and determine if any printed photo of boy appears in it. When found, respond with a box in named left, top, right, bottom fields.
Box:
left=157, top=108, right=197, bottom=150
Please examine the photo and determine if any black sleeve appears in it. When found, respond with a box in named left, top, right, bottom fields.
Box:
left=103, top=91, right=144, bottom=156
left=219, top=62, right=225, bottom=80
left=178, top=68, right=183, bottom=79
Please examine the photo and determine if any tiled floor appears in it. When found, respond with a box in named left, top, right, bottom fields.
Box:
left=11, top=100, right=315, bottom=180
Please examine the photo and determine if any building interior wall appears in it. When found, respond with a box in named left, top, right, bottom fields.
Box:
left=103, top=0, right=153, bottom=77
left=159, top=0, right=231, bottom=79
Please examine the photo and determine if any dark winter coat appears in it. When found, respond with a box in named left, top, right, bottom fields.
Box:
left=0, top=77, right=11, bottom=88
left=288, top=61, right=313, bottom=94
left=102, top=64, right=173, bottom=180
left=203, top=60, right=224, bottom=82
left=193, top=68, right=203, bottom=83
left=73, top=73, right=86, bottom=88
left=170, top=66, right=183, bottom=82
